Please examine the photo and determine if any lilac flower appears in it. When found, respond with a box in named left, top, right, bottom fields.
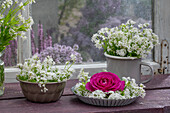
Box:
left=73, top=44, right=79, bottom=51
left=38, top=22, right=44, bottom=53
left=31, top=22, right=53, bottom=55
left=36, top=48, right=39, bottom=54
left=48, top=35, right=52, bottom=47
left=7, top=45, right=12, bottom=66
left=31, top=29, right=36, bottom=55
left=39, top=44, right=83, bottom=64
left=2, top=40, right=17, bottom=66
left=43, top=38, right=47, bottom=50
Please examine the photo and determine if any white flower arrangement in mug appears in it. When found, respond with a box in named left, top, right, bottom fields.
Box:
left=91, top=19, right=159, bottom=58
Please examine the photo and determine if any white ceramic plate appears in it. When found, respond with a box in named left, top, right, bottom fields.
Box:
left=71, top=86, right=138, bottom=106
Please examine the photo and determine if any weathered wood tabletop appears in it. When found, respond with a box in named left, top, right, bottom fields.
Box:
left=0, top=74, right=170, bottom=113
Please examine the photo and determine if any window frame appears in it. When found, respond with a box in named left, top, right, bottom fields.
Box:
left=17, top=0, right=32, bottom=64
left=5, top=0, right=163, bottom=83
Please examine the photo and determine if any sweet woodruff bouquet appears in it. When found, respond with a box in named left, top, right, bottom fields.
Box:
left=91, top=19, right=159, bottom=58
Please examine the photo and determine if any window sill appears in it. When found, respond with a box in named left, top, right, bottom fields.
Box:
left=4, top=61, right=160, bottom=83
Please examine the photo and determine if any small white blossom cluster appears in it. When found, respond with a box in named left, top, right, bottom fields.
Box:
left=17, top=12, right=34, bottom=29
left=17, top=54, right=75, bottom=92
left=0, top=0, right=35, bottom=13
left=91, top=19, right=159, bottom=58
left=77, top=68, right=90, bottom=82
left=1, top=0, right=13, bottom=9
left=74, top=70, right=146, bottom=100
left=122, top=77, right=146, bottom=98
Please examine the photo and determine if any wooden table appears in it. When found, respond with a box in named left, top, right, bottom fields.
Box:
left=0, top=75, right=170, bottom=113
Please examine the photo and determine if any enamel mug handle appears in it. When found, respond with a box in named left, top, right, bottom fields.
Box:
left=140, top=62, right=154, bottom=84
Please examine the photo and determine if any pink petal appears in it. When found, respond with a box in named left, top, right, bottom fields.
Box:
left=85, top=82, right=96, bottom=92
left=119, top=81, right=125, bottom=91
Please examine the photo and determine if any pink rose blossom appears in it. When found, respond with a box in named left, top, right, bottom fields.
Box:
left=86, top=72, right=125, bottom=92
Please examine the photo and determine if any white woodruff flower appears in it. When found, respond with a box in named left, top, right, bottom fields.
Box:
left=108, top=92, right=125, bottom=100
left=1, top=3, right=6, bottom=8
left=7, top=0, right=13, bottom=5
left=17, top=63, right=23, bottom=69
left=68, top=68, right=75, bottom=73
left=0, top=14, right=4, bottom=19
left=95, top=43, right=102, bottom=49
left=90, top=90, right=106, bottom=99
left=126, top=19, right=136, bottom=25
left=28, top=0, right=36, bottom=4
left=65, top=61, right=70, bottom=65
left=19, top=2, right=23, bottom=7
left=109, top=41, right=113, bottom=47
left=143, top=23, right=149, bottom=28
left=91, top=34, right=97, bottom=42
left=138, top=24, right=143, bottom=29
left=116, top=49, right=126, bottom=57
left=124, top=89, right=131, bottom=98
left=19, top=31, right=27, bottom=40
left=107, top=46, right=111, bottom=52
left=77, top=68, right=89, bottom=82
left=27, top=16, right=34, bottom=28
left=19, top=2, right=25, bottom=10
left=14, top=0, right=19, bottom=3
left=18, top=13, right=25, bottom=23
left=70, top=54, right=76, bottom=61
left=2, top=0, right=12, bottom=8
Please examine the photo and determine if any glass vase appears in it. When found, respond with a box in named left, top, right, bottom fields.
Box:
left=0, top=52, right=4, bottom=96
